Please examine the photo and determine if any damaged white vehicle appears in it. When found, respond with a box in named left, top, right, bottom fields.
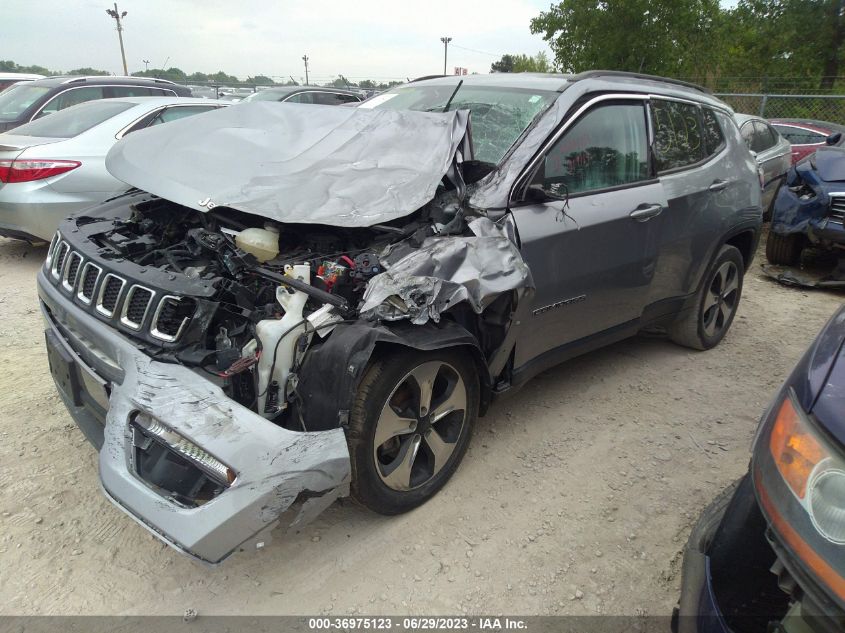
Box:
left=38, top=73, right=762, bottom=563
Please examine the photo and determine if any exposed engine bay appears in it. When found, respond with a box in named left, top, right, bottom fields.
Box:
left=72, top=192, right=497, bottom=432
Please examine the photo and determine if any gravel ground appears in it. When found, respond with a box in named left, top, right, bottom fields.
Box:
left=0, top=233, right=842, bottom=616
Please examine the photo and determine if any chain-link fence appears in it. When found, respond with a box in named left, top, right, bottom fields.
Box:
left=714, top=93, right=845, bottom=124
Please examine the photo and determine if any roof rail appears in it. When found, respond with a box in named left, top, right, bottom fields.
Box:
left=569, top=70, right=710, bottom=94
left=59, top=75, right=178, bottom=85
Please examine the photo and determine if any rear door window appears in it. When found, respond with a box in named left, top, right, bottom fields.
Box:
left=39, top=87, right=106, bottom=116
left=752, top=121, right=778, bottom=152
left=772, top=125, right=827, bottom=145
left=284, top=92, right=315, bottom=104
left=541, top=102, right=649, bottom=197
left=650, top=99, right=704, bottom=172
left=312, top=92, right=360, bottom=105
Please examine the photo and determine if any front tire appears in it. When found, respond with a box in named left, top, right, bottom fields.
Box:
left=765, top=231, right=802, bottom=266
left=670, top=244, right=744, bottom=351
left=346, top=348, right=479, bottom=515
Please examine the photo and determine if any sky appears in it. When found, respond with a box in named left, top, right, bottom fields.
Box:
left=4, top=0, right=556, bottom=82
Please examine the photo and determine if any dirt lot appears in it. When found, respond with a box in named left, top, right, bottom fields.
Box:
left=0, top=234, right=842, bottom=616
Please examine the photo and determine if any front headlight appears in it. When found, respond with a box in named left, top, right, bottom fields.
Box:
left=809, top=468, right=845, bottom=544
left=753, top=389, right=845, bottom=605
left=767, top=392, right=845, bottom=544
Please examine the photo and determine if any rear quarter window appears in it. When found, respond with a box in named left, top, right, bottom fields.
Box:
left=702, top=108, right=726, bottom=157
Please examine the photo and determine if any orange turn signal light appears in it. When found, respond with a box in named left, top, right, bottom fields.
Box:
left=769, top=396, right=827, bottom=498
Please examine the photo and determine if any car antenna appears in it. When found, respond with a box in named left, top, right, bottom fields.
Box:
left=442, top=79, right=463, bottom=113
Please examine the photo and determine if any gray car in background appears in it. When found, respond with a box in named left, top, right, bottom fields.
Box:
left=735, top=112, right=792, bottom=217
left=240, top=85, right=362, bottom=105
left=0, top=97, right=224, bottom=242
left=38, top=72, right=761, bottom=564
left=0, top=76, right=192, bottom=133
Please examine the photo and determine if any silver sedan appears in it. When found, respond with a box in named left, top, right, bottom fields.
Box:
left=0, top=97, right=224, bottom=242
left=734, top=113, right=792, bottom=217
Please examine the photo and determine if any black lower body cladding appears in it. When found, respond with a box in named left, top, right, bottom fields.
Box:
left=295, top=320, right=488, bottom=432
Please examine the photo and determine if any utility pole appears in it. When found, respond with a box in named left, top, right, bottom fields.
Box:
left=106, top=3, right=128, bottom=76
left=440, top=37, right=452, bottom=75
left=302, top=54, right=310, bottom=85
left=142, top=59, right=150, bottom=72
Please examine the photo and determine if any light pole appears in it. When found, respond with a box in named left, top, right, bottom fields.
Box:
left=440, top=37, right=452, bottom=75
left=302, top=54, right=310, bottom=85
left=105, top=3, right=128, bottom=75
left=142, top=59, right=150, bottom=72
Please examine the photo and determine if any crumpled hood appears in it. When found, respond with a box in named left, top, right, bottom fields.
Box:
left=105, top=102, right=472, bottom=227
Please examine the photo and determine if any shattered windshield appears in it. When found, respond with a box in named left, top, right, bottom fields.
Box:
left=364, top=84, right=557, bottom=164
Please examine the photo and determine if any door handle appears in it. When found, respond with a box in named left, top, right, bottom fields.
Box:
left=709, top=179, right=728, bottom=192
left=629, top=203, right=663, bottom=221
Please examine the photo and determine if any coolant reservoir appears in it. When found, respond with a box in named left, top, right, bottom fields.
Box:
left=256, top=264, right=311, bottom=417
left=236, top=225, right=279, bottom=262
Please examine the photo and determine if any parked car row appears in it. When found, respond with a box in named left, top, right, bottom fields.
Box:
left=0, top=97, right=225, bottom=241
left=0, top=78, right=364, bottom=242
left=0, top=76, right=192, bottom=133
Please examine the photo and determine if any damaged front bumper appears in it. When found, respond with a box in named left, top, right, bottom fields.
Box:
left=38, top=269, right=351, bottom=564
left=676, top=474, right=844, bottom=633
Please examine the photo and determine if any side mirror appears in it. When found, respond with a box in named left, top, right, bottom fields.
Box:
left=826, top=132, right=842, bottom=146
left=525, top=183, right=550, bottom=203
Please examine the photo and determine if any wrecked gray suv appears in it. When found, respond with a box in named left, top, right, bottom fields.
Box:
left=37, top=72, right=762, bottom=564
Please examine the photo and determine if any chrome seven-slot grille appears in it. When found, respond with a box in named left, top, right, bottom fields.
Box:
left=45, top=233, right=195, bottom=342
left=830, top=195, right=845, bottom=225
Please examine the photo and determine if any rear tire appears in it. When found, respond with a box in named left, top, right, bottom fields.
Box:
left=346, top=348, right=479, bottom=515
left=670, top=245, right=744, bottom=351
left=765, top=231, right=802, bottom=266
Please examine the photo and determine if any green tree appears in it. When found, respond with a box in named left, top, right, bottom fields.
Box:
left=530, top=0, right=721, bottom=78
left=67, top=67, right=110, bottom=76
left=490, top=54, right=516, bottom=73
left=512, top=52, right=553, bottom=72
left=249, top=75, right=274, bottom=85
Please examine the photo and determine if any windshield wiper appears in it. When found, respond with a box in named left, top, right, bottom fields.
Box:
left=442, top=80, right=463, bottom=113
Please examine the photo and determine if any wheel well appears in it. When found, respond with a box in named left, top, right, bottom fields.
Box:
left=371, top=340, right=493, bottom=416
left=725, top=230, right=755, bottom=270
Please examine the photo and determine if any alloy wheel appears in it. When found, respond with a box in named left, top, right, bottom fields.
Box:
left=702, top=260, right=739, bottom=338
left=372, top=360, right=467, bottom=491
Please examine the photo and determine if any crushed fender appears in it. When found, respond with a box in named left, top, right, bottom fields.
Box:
left=359, top=216, right=533, bottom=324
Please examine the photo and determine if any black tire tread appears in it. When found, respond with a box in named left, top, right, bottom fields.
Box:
left=346, top=348, right=478, bottom=515
left=765, top=231, right=801, bottom=266
left=669, top=244, right=744, bottom=351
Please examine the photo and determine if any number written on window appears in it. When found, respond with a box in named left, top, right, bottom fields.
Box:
left=651, top=99, right=704, bottom=171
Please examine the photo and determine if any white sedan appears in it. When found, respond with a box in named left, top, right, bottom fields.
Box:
left=0, top=97, right=225, bottom=242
